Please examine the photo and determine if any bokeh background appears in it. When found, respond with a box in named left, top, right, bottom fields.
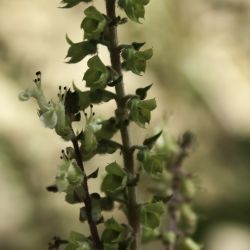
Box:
left=0, top=0, right=250, bottom=249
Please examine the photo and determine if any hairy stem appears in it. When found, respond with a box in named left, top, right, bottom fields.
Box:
left=71, top=138, right=102, bottom=250
left=105, top=1, right=140, bottom=249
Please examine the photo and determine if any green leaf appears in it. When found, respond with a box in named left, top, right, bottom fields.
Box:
left=135, top=84, right=152, bottom=100
left=65, top=231, right=91, bottom=250
left=101, top=162, right=128, bottom=194
left=65, top=185, right=85, bottom=204
left=89, top=89, right=115, bottom=104
left=87, top=168, right=99, bottom=179
left=102, top=218, right=124, bottom=243
left=128, top=98, right=156, bottom=127
left=102, top=218, right=132, bottom=249
left=176, top=238, right=201, bottom=250
left=100, top=197, right=114, bottom=211
left=140, top=202, right=164, bottom=229
left=181, top=178, right=196, bottom=200
left=77, top=91, right=91, bottom=110
left=81, top=6, right=107, bottom=40
left=142, top=226, right=160, bottom=242
left=79, top=207, right=87, bottom=222
left=69, top=231, right=87, bottom=242
left=143, top=130, right=162, bottom=149
left=103, top=243, right=119, bottom=250
left=143, top=153, right=164, bottom=176
left=179, top=204, right=197, bottom=234
left=105, top=218, right=124, bottom=232
left=106, top=162, right=125, bottom=176
left=97, top=139, right=121, bottom=154
left=162, top=231, right=176, bottom=245
left=122, top=46, right=153, bottom=75
left=65, top=36, right=97, bottom=63
left=83, top=56, right=109, bottom=89
left=118, top=0, right=150, bottom=23
left=60, top=0, right=92, bottom=8
left=95, top=118, right=118, bottom=141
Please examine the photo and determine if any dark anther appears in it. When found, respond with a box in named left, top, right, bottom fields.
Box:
left=64, top=86, right=67, bottom=90
left=37, top=78, right=41, bottom=82
left=84, top=113, right=88, bottom=117
left=90, top=104, right=93, bottom=108
left=46, top=185, right=58, bottom=193
left=34, top=79, right=37, bottom=83
left=60, top=156, right=63, bottom=159
left=92, top=112, right=95, bottom=116
left=59, top=86, right=62, bottom=90
left=61, top=149, right=64, bottom=153
left=36, top=71, right=41, bottom=76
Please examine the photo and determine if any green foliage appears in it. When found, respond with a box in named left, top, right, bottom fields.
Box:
left=128, top=97, right=156, bottom=127
left=101, top=162, right=128, bottom=196
left=66, top=35, right=97, bottom=63
left=81, top=6, right=107, bottom=40
left=140, top=201, right=164, bottom=229
left=61, top=0, right=92, bottom=8
left=65, top=231, right=91, bottom=250
left=102, top=218, right=131, bottom=250
left=118, top=0, right=150, bottom=23
left=121, top=45, right=153, bottom=75
left=83, top=56, right=110, bottom=89
left=18, top=1, right=201, bottom=250
left=143, top=130, right=162, bottom=149
left=176, top=237, right=201, bottom=250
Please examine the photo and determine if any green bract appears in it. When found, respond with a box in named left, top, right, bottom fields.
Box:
left=118, top=0, right=150, bottom=23
left=83, top=56, right=109, bottom=89
left=101, top=162, right=128, bottom=194
left=139, top=149, right=164, bottom=176
left=122, top=46, right=153, bottom=75
left=65, top=231, right=91, bottom=250
left=81, top=6, right=107, bottom=40
left=140, top=201, right=164, bottom=229
left=142, top=227, right=160, bottom=242
left=61, top=0, right=92, bottom=8
left=176, top=237, right=201, bottom=250
left=128, top=97, right=157, bottom=127
left=102, top=218, right=130, bottom=249
left=179, top=204, right=197, bottom=234
left=66, top=35, right=97, bottom=63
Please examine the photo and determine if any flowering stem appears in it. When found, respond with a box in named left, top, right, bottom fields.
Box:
left=105, top=1, right=140, bottom=249
left=71, top=137, right=102, bottom=249
left=166, top=135, right=191, bottom=250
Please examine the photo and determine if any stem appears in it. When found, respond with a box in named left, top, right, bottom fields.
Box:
left=71, top=138, right=102, bottom=250
left=165, top=135, right=191, bottom=250
left=105, top=1, right=140, bottom=249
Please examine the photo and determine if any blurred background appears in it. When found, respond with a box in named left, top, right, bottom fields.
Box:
left=0, top=0, right=250, bottom=249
